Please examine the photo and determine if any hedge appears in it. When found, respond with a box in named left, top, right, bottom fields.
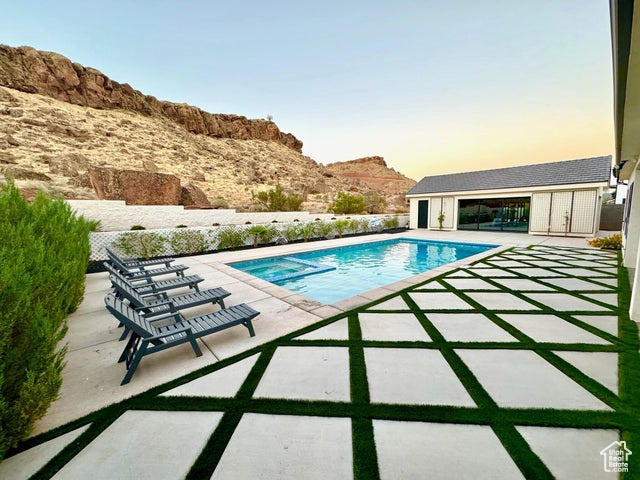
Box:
left=0, top=181, right=97, bottom=459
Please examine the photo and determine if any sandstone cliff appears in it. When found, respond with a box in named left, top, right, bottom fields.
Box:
left=0, top=45, right=302, bottom=151
left=0, top=45, right=413, bottom=212
left=326, top=156, right=416, bottom=200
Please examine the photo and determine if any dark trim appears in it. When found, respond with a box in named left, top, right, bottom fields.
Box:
left=611, top=0, right=635, bottom=164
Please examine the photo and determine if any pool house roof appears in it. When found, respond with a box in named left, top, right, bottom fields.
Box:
left=407, top=155, right=612, bottom=196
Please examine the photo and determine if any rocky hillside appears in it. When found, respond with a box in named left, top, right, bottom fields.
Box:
left=0, top=45, right=301, bottom=150
left=0, top=45, right=413, bottom=212
left=326, top=156, right=415, bottom=207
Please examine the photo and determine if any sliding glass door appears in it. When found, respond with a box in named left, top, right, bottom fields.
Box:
left=457, top=197, right=530, bottom=232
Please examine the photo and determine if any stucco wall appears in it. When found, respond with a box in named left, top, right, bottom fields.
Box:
left=67, top=200, right=340, bottom=231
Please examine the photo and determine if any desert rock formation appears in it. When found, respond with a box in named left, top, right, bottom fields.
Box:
left=0, top=45, right=415, bottom=212
left=0, top=45, right=302, bottom=151
left=326, top=156, right=416, bottom=206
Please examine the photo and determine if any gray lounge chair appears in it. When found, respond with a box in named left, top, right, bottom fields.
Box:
left=104, top=293, right=259, bottom=385
left=104, top=262, right=203, bottom=294
left=109, top=273, right=231, bottom=340
left=106, top=247, right=175, bottom=269
left=107, top=252, right=188, bottom=280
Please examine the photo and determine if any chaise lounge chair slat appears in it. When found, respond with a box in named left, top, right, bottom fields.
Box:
left=105, top=262, right=203, bottom=294
left=108, top=272, right=231, bottom=339
left=106, top=249, right=188, bottom=280
left=104, top=294, right=259, bottom=385
left=106, top=247, right=175, bottom=269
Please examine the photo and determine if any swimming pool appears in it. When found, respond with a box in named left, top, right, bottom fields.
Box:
left=229, top=238, right=497, bottom=304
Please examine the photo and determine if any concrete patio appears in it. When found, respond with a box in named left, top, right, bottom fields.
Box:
left=0, top=230, right=633, bottom=479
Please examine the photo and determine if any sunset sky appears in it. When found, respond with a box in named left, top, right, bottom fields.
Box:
left=1, top=0, right=614, bottom=180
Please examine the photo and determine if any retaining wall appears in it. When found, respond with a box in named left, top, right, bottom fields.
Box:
left=67, top=200, right=339, bottom=231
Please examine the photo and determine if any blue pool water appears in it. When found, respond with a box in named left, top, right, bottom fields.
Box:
left=229, top=238, right=497, bottom=304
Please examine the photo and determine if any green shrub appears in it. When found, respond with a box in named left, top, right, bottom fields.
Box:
left=113, top=231, right=166, bottom=259
left=348, top=218, right=369, bottom=233
left=169, top=229, right=208, bottom=254
left=217, top=227, right=247, bottom=250
left=363, top=191, right=388, bottom=214
left=282, top=223, right=302, bottom=242
left=252, top=184, right=304, bottom=212
left=130, top=225, right=146, bottom=230
left=0, top=181, right=96, bottom=459
left=315, top=220, right=334, bottom=238
left=587, top=233, right=622, bottom=250
left=211, top=197, right=229, bottom=209
left=175, top=224, right=188, bottom=228
left=382, top=216, right=399, bottom=230
left=300, top=222, right=318, bottom=242
left=329, top=192, right=367, bottom=214
left=333, top=219, right=350, bottom=238
left=246, top=225, right=280, bottom=247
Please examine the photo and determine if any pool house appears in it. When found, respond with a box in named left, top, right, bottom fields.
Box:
left=406, top=156, right=612, bottom=237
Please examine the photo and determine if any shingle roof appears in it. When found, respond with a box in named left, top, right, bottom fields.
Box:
left=407, top=156, right=612, bottom=195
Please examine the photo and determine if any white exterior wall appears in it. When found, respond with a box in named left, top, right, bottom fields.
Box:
left=627, top=167, right=640, bottom=321
left=407, top=183, right=606, bottom=237
left=67, top=200, right=340, bottom=231
left=623, top=169, right=640, bottom=269
left=409, top=198, right=420, bottom=229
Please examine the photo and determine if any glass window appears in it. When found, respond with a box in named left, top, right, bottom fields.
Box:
left=457, top=197, right=530, bottom=232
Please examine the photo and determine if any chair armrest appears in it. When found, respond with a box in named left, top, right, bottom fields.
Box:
left=140, top=292, right=164, bottom=301
left=147, top=311, right=182, bottom=324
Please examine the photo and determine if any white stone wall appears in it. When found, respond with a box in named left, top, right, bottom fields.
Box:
left=67, top=200, right=339, bottom=231
left=88, top=215, right=410, bottom=261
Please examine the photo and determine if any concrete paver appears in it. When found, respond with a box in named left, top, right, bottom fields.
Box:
left=51, top=411, right=222, bottom=480
left=374, top=420, right=524, bottom=480
left=573, top=315, right=619, bottom=337
left=489, top=278, right=554, bottom=291
left=161, top=354, right=259, bottom=397
left=295, top=318, right=350, bottom=340
left=466, top=267, right=517, bottom=277
left=498, top=314, right=611, bottom=344
left=522, top=293, right=613, bottom=312
left=358, top=312, right=431, bottom=341
left=0, top=426, right=90, bottom=480
left=211, top=414, right=353, bottom=480
left=552, top=268, right=614, bottom=277
left=442, top=277, right=500, bottom=290
left=486, top=259, right=532, bottom=268
left=371, top=295, right=411, bottom=310
left=365, top=348, right=476, bottom=406
left=427, top=313, right=517, bottom=342
left=408, top=292, right=475, bottom=310
left=516, top=427, right=619, bottom=480
left=465, top=292, right=540, bottom=311
left=554, top=351, right=619, bottom=394
left=253, top=346, right=350, bottom=401
left=541, top=277, right=615, bottom=291
left=509, top=267, right=565, bottom=277
left=455, top=349, right=612, bottom=410
left=582, top=293, right=619, bottom=306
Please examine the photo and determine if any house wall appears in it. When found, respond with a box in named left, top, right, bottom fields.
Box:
left=407, top=183, right=606, bottom=236
left=624, top=166, right=640, bottom=321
